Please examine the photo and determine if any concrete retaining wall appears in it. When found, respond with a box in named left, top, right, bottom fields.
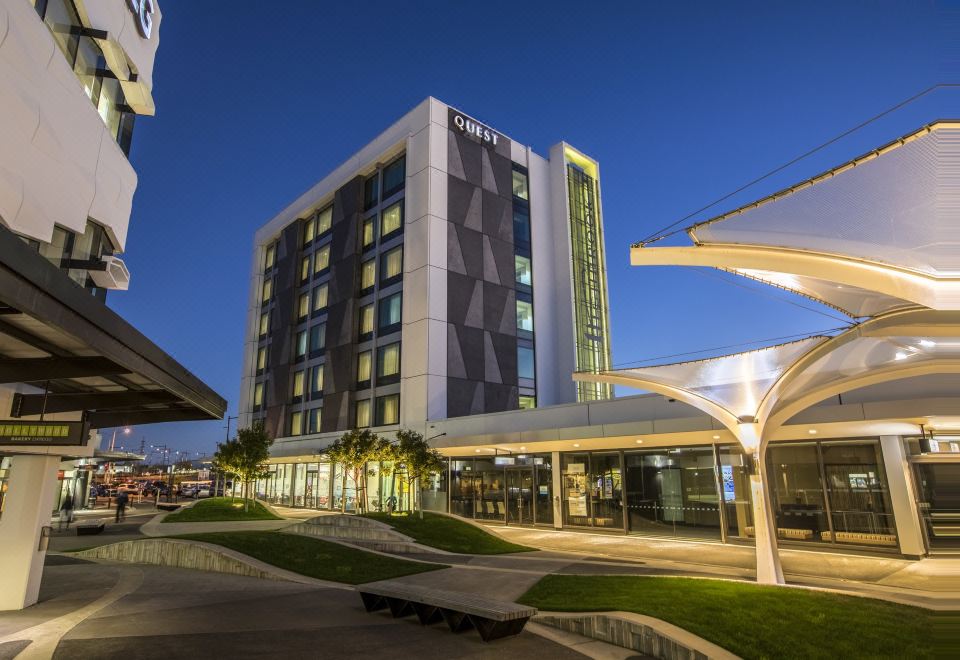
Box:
left=74, top=539, right=296, bottom=584
left=535, top=611, right=739, bottom=660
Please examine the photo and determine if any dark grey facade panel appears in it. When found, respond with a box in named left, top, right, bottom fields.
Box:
left=446, top=115, right=518, bottom=417
left=264, top=222, right=300, bottom=438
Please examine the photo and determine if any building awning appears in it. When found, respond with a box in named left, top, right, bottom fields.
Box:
left=633, top=121, right=960, bottom=314
left=0, top=224, right=225, bottom=429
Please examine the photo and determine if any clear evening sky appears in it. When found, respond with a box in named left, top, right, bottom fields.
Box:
left=105, top=1, right=957, bottom=458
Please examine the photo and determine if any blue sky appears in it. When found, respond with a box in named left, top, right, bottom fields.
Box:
left=106, top=1, right=955, bottom=457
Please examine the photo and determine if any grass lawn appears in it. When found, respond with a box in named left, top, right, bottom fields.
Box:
left=171, top=531, right=444, bottom=584
left=162, top=497, right=281, bottom=523
left=363, top=511, right=534, bottom=555
left=518, top=575, right=936, bottom=660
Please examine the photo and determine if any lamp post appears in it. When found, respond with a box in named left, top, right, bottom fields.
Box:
left=104, top=427, right=131, bottom=493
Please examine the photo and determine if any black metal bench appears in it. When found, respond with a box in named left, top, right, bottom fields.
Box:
left=357, top=580, right=537, bottom=642
left=76, top=522, right=105, bottom=536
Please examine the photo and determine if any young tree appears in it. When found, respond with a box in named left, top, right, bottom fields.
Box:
left=393, top=429, right=445, bottom=519
left=326, top=429, right=390, bottom=513
left=232, top=422, right=273, bottom=511
left=211, top=440, right=241, bottom=502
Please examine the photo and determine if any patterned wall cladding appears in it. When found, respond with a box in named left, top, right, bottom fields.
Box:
left=264, top=222, right=301, bottom=439
left=320, top=176, right=363, bottom=433
left=446, top=111, right=519, bottom=418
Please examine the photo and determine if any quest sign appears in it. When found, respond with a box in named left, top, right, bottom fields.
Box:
left=127, top=0, right=155, bottom=39
left=451, top=112, right=501, bottom=146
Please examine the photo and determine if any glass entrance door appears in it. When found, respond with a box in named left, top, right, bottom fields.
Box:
left=506, top=468, right=534, bottom=525
left=915, top=462, right=960, bottom=552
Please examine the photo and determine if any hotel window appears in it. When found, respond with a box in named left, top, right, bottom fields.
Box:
left=297, top=293, right=309, bottom=321
left=264, top=243, right=276, bottom=270
left=518, top=347, right=535, bottom=380
left=310, top=365, right=324, bottom=395
left=517, top=300, right=534, bottom=332
left=289, top=411, right=303, bottom=436
left=308, top=407, right=322, bottom=434
left=375, top=394, right=400, bottom=426
left=355, top=399, right=371, bottom=428
left=377, top=342, right=401, bottom=384
left=292, top=370, right=305, bottom=400
left=362, top=217, right=376, bottom=249
left=518, top=395, right=536, bottom=410
left=382, top=157, right=405, bottom=198
left=381, top=202, right=403, bottom=238
left=358, top=303, right=374, bottom=340
left=512, top=169, right=529, bottom=200
left=253, top=382, right=264, bottom=409
left=295, top=330, right=308, bottom=359
left=259, top=311, right=270, bottom=337
left=312, top=283, right=329, bottom=312
left=380, top=246, right=403, bottom=284
left=303, top=217, right=316, bottom=245
left=256, top=347, right=267, bottom=372
left=357, top=350, right=372, bottom=387
left=309, top=323, right=326, bottom=354
left=513, top=208, right=531, bottom=249
left=379, top=293, right=402, bottom=333
left=515, top=255, right=532, bottom=286
left=364, top=175, right=379, bottom=211
left=300, top=256, right=311, bottom=283
left=261, top=278, right=273, bottom=303
left=360, top=259, right=376, bottom=292
left=315, top=244, right=331, bottom=273
left=316, top=206, right=333, bottom=236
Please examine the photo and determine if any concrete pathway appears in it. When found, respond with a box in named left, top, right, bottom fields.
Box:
left=0, top=559, right=590, bottom=659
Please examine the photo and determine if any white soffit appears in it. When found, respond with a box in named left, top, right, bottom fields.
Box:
left=597, top=337, right=826, bottom=420
left=690, top=123, right=960, bottom=277
left=730, top=268, right=917, bottom=318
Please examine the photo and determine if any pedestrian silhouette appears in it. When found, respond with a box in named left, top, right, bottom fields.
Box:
left=59, top=493, right=74, bottom=530
left=115, top=490, right=128, bottom=523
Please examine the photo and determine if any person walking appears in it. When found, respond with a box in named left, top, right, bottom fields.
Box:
left=115, top=490, right=128, bottom=523
left=59, top=493, right=74, bottom=530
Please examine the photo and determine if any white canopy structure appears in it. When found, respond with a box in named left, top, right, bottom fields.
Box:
left=578, top=120, right=960, bottom=584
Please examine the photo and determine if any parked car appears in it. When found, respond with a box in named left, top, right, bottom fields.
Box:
left=179, top=485, right=199, bottom=498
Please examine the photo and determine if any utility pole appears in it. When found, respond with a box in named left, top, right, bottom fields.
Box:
left=224, top=415, right=238, bottom=442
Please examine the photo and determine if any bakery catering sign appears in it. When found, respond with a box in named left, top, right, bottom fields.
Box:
left=0, top=421, right=89, bottom=447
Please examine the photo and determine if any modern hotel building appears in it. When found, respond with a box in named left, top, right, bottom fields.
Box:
left=243, top=100, right=958, bottom=573
left=0, top=0, right=224, bottom=609
left=240, top=97, right=613, bottom=437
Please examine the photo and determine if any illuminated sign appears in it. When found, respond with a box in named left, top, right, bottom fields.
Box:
left=0, top=421, right=89, bottom=447
left=452, top=114, right=500, bottom=146
left=127, top=0, right=155, bottom=39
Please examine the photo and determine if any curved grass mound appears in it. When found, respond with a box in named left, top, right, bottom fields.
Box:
left=363, top=512, right=534, bottom=555
left=518, top=575, right=935, bottom=660
left=171, top=531, right=444, bottom=584
left=162, top=497, right=281, bottom=523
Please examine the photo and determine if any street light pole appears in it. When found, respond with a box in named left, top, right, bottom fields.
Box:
left=224, top=415, right=238, bottom=442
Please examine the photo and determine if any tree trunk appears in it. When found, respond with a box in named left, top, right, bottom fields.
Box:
left=340, top=466, right=347, bottom=513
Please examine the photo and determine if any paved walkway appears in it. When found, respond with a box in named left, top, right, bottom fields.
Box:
left=474, top=524, right=960, bottom=609
left=0, top=559, right=591, bottom=660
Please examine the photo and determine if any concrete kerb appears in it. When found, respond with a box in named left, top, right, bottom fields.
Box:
left=534, top=611, right=741, bottom=660
left=71, top=538, right=352, bottom=591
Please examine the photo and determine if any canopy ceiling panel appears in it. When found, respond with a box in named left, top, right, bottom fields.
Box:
left=730, top=268, right=917, bottom=318
left=690, top=123, right=960, bottom=277
left=597, top=337, right=826, bottom=420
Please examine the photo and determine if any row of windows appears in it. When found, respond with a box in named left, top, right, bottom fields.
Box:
left=356, top=342, right=401, bottom=388
left=36, top=0, right=136, bottom=154
left=257, top=291, right=402, bottom=347
left=287, top=393, right=400, bottom=437
left=364, top=158, right=406, bottom=211
left=303, top=206, right=333, bottom=248
left=512, top=165, right=536, bottom=407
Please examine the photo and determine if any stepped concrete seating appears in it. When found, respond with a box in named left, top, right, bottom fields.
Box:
left=358, top=580, right=537, bottom=642
left=284, top=514, right=422, bottom=553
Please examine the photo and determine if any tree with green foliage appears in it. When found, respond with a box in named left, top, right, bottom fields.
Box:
left=213, top=422, right=273, bottom=512
left=326, top=429, right=391, bottom=513
left=211, top=439, right=241, bottom=502
left=392, top=429, right=445, bottom=519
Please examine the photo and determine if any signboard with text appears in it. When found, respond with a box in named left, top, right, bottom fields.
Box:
left=0, top=420, right=89, bottom=447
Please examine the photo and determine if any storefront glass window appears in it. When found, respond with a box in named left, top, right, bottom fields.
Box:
left=767, top=443, right=827, bottom=542
left=821, top=441, right=896, bottom=543
left=292, top=463, right=307, bottom=507
left=562, top=453, right=591, bottom=526
left=474, top=458, right=505, bottom=522
left=623, top=447, right=721, bottom=539
left=450, top=459, right=475, bottom=518
left=718, top=445, right=754, bottom=538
